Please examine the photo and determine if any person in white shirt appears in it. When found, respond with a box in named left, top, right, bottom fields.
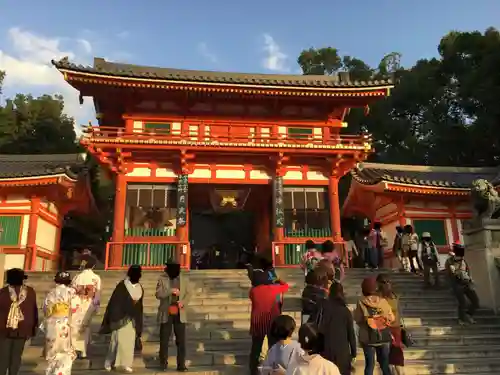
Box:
left=71, top=254, right=101, bottom=359
left=285, top=323, right=341, bottom=375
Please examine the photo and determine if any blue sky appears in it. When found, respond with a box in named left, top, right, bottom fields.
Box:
left=0, top=0, right=499, bottom=128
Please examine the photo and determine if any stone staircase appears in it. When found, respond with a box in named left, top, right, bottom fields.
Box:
left=18, top=268, right=500, bottom=374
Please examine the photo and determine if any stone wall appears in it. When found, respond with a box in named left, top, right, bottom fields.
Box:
left=463, top=219, right=500, bottom=313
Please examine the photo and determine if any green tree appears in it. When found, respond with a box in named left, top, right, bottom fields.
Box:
left=0, top=70, right=5, bottom=96
left=0, top=93, right=78, bottom=154
left=296, top=29, right=500, bottom=168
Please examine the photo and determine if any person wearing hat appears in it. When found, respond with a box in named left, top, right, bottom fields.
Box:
left=156, top=260, right=193, bottom=372
left=353, top=277, right=394, bottom=375
left=418, top=232, right=440, bottom=288
left=100, top=265, right=144, bottom=373
left=71, top=254, right=101, bottom=359
left=42, top=271, right=77, bottom=375
left=445, top=243, right=479, bottom=325
left=0, top=268, right=38, bottom=375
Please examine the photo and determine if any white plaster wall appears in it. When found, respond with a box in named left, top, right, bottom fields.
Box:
left=127, top=166, right=152, bottom=177
left=4, top=254, right=25, bottom=270
left=5, top=195, right=30, bottom=203
left=250, top=169, right=271, bottom=180
left=132, top=121, right=143, bottom=133
left=306, top=170, right=327, bottom=181
left=19, top=215, right=29, bottom=247
left=156, top=168, right=177, bottom=178
left=215, top=169, right=245, bottom=179
left=283, top=170, right=303, bottom=180
left=445, top=218, right=454, bottom=245
left=0, top=196, right=30, bottom=211
left=35, top=218, right=57, bottom=252
left=457, top=219, right=464, bottom=243
left=191, top=168, right=211, bottom=179
left=382, top=222, right=398, bottom=247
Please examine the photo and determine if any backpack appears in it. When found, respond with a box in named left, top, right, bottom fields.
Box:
left=361, top=302, right=392, bottom=345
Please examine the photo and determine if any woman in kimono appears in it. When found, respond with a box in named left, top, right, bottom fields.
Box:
left=100, top=265, right=144, bottom=373
left=71, top=254, right=101, bottom=359
left=43, top=271, right=77, bottom=375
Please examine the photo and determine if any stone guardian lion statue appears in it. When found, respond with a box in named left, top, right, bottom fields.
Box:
left=471, top=179, right=500, bottom=219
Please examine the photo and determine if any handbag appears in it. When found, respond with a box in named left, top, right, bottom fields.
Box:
left=397, top=298, right=415, bottom=347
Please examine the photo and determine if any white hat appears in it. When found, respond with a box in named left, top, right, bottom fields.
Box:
left=422, top=232, right=431, bottom=238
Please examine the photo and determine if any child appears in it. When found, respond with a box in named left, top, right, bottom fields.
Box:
left=260, top=315, right=304, bottom=374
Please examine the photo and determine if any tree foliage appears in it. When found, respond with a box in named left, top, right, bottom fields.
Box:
left=0, top=92, right=78, bottom=154
left=297, top=28, right=500, bottom=167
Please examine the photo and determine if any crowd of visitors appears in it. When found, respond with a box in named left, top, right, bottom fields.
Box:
left=250, top=238, right=481, bottom=375
left=0, top=231, right=481, bottom=375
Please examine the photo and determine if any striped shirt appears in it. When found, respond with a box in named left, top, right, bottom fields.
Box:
left=249, top=282, right=289, bottom=337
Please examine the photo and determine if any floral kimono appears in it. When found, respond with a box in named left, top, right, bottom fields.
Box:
left=71, top=269, right=101, bottom=357
left=43, top=285, right=77, bottom=375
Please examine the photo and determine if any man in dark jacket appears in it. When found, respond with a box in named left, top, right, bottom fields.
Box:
left=156, top=260, right=192, bottom=372
left=0, top=268, right=38, bottom=375
left=314, top=282, right=356, bottom=375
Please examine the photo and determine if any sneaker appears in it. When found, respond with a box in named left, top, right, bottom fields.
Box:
left=458, top=319, right=467, bottom=326
left=104, top=361, right=112, bottom=372
left=177, top=366, right=188, bottom=372
left=123, top=367, right=133, bottom=373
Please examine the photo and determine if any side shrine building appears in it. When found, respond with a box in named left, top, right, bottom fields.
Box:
left=342, top=162, right=500, bottom=252
left=0, top=154, right=93, bottom=270
left=53, top=57, right=394, bottom=269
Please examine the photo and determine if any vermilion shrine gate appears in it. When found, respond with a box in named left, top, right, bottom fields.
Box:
left=53, top=57, right=394, bottom=269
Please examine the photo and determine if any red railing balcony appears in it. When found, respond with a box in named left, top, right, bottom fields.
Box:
left=81, top=123, right=372, bottom=153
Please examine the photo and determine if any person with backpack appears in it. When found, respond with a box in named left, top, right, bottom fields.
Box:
left=445, top=243, right=479, bottom=325
left=418, top=232, right=440, bottom=288
left=401, top=225, right=420, bottom=273
left=353, top=277, right=395, bottom=375
left=376, top=274, right=405, bottom=375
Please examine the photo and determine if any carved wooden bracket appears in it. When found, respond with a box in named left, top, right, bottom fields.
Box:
left=327, top=152, right=365, bottom=178
left=269, top=152, right=289, bottom=177
left=177, top=149, right=195, bottom=175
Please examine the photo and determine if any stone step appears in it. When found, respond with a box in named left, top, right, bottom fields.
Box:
left=26, top=330, right=500, bottom=351
left=19, top=344, right=500, bottom=371
left=30, top=322, right=500, bottom=346
left=17, top=363, right=500, bottom=375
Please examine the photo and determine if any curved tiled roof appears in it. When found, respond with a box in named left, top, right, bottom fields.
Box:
left=51, top=57, right=395, bottom=89
left=0, top=153, right=88, bottom=179
left=351, top=162, right=500, bottom=189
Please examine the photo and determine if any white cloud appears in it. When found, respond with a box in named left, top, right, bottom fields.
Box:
left=0, top=27, right=98, bottom=135
left=197, top=42, right=218, bottom=64
left=77, top=39, right=92, bottom=54
left=261, top=33, right=289, bottom=73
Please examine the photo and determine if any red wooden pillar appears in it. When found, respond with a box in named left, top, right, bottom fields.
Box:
left=111, top=173, right=126, bottom=267
left=27, top=197, right=40, bottom=271
left=328, top=177, right=342, bottom=242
